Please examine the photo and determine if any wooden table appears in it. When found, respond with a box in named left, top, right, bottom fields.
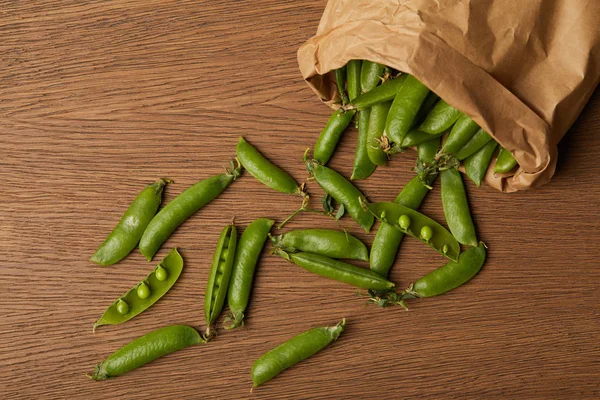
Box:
left=1, top=1, right=598, bottom=399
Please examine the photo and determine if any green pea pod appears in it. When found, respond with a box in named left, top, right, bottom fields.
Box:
left=454, top=128, right=493, bottom=161
left=236, top=137, right=303, bottom=196
left=348, top=74, right=406, bottom=111
left=370, top=176, right=431, bottom=278
left=335, top=66, right=349, bottom=106
left=367, top=101, right=392, bottom=165
left=417, top=134, right=441, bottom=165
left=139, top=161, right=242, bottom=261
left=90, top=178, right=169, bottom=266
left=408, top=243, right=486, bottom=297
left=306, top=160, right=374, bottom=233
left=270, top=229, right=368, bottom=261
left=360, top=60, right=386, bottom=93
left=465, top=140, right=499, bottom=187
left=440, top=169, right=478, bottom=246
left=225, top=218, right=274, bottom=329
left=351, top=108, right=377, bottom=180
left=279, top=251, right=395, bottom=290
left=440, top=114, right=480, bottom=155
left=90, top=324, right=202, bottom=380
left=93, top=248, right=183, bottom=332
left=204, top=224, right=237, bottom=338
left=313, top=109, right=356, bottom=165
left=364, top=201, right=460, bottom=261
left=384, top=75, right=431, bottom=145
left=251, top=319, right=346, bottom=387
left=346, top=60, right=362, bottom=101
left=494, top=147, right=518, bottom=173
left=400, top=129, right=444, bottom=148
left=414, top=92, right=440, bottom=124
left=418, top=100, right=461, bottom=135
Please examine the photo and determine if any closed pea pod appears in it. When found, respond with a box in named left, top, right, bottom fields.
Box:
left=465, top=140, right=499, bottom=187
left=93, top=248, right=183, bottom=332
left=313, top=109, right=356, bottom=165
left=225, top=218, right=274, bottom=329
left=440, top=169, right=478, bottom=246
left=346, top=74, right=407, bottom=111
left=90, top=178, right=169, bottom=266
left=204, top=224, right=237, bottom=338
left=366, top=101, right=392, bottom=165
left=363, top=201, right=460, bottom=261
left=414, top=92, right=440, bottom=124
left=360, top=60, right=386, bottom=92
left=418, top=100, right=462, bottom=135
left=384, top=75, right=431, bottom=145
left=440, top=114, right=480, bottom=155
left=236, top=137, right=304, bottom=196
left=334, top=66, right=349, bottom=105
left=90, top=324, right=202, bottom=380
left=494, top=147, right=518, bottom=173
left=407, top=243, right=486, bottom=298
left=454, top=128, right=493, bottom=161
left=351, top=108, right=377, bottom=180
left=306, top=159, right=374, bottom=233
left=346, top=60, right=362, bottom=101
left=400, top=129, right=444, bottom=149
left=277, top=250, right=394, bottom=291
left=139, top=160, right=242, bottom=261
left=270, top=229, right=368, bottom=261
left=251, top=319, right=346, bottom=387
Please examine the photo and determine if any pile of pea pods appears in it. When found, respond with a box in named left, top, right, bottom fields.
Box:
left=88, top=60, right=511, bottom=386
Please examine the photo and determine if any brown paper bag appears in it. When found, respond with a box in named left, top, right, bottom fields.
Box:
left=297, top=0, right=600, bottom=192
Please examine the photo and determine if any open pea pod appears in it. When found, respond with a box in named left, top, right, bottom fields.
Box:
left=93, top=248, right=183, bottom=332
left=363, top=201, right=460, bottom=262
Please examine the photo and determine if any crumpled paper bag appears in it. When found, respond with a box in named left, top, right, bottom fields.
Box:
left=298, top=0, right=600, bottom=191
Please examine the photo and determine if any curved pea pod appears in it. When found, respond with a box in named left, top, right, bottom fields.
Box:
left=360, top=60, right=386, bottom=92
left=270, top=229, right=368, bottom=261
left=90, top=178, right=169, bottom=266
left=351, top=108, right=377, bottom=181
left=367, top=101, right=392, bottom=165
left=494, top=147, right=518, bottom=173
left=370, top=176, right=431, bottom=278
left=225, top=218, right=274, bottom=330
left=400, top=129, right=444, bottom=149
left=384, top=75, right=430, bottom=145
left=90, top=324, right=202, bottom=380
left=465, top=140, right=499, bottom=187
left=204, top=224, right=237, bottom=338
left=440, top=114, right=480, bottom=155
left=454, top=128, right=493, bottom=161
left=363, top=201, right=460, bottom=261
left=346, top=60, right=362, bottom=101
left=440, top=169, right=478, bottom=246
left=139, top=160, right=242, bottom=261
left=306, top=160, right=374, bottom=233
left=236, top=137, right=304, bottom=196
left=313, top=109, right=356, bottom=165
left=347, top=74, right=406, bottom=111
left=278, top=250, right=395, bottom=290
left=418, top=100, right=461, bottom=135
left=407, top=243, right=486, bottom=298
left=251, top=319, right=346, bottom=387
left=93, top=248, right=183, bottom=332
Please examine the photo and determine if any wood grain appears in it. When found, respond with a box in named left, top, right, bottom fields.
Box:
left=0, top=1, right=598, bottom=399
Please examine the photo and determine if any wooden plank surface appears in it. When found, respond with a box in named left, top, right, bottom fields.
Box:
left=1, top=1, right=598, bottom=398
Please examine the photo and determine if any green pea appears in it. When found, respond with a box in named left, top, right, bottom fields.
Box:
left=93, top=249, right=184, bottom=332
left=442, top=244, right=449, bottom=255
left=116, top=300, right=129, bottom=315
left=380, top=211, right=387, bottom=219
left=137, top=283, right=151, bottom=299
left=220, top=248, right=229, bottom=261
left=215, top=272, right=224, bottom=288
left=139, top=162, right=242, bottom=261
left=90, top=178, right=169, bottom=266
left=155, top=266, right=168, bottom=281
left=420, top=226, right=433, bottom=242
left=251, top=319, right=346, bottom=387
left=398, top=214, right=411, bottom=230
left=91, top=325, right=203, bottom=380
